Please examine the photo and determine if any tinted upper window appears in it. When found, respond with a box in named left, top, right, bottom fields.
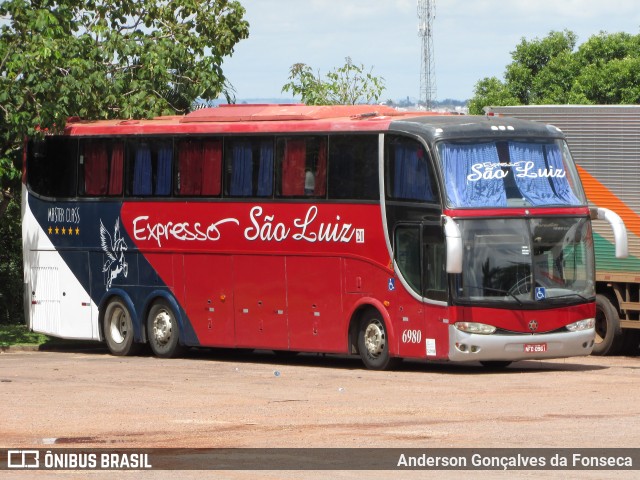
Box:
left=276, top=136, right=326, bottom=198
left=176, top=138, right=222, bottom=196
left=79, top=139, right=124, bottom=196
left=385, top=135, right=438, bottom=203
left=329, top=135, right=378, bottom=200
left=126, top=139, right=173, bottom=196
left=27, top=137, right=77, bottom=198
left=225, top=137, right=274, bottom=197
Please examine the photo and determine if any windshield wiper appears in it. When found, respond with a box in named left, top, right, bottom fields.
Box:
left=461, top=285, right=523, bottom=306
left=545, top=291, right=589, bottom=302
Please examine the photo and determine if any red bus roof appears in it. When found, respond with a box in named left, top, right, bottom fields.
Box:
left=64, top=104, right=442, bottom=136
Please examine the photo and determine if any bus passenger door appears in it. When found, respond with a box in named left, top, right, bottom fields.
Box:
left=393, top=225, right=426, bottom=359
left=183, top=255, right=235, bottom=347
left=234, top=256, right=288, bottom=350
left=394, top=222, right=448, bottom=359
left=421, top=223, right=449, bottom=359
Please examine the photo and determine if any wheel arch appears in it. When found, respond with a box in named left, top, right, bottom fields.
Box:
left=140, top=290, right=187, bottom=346
left=98, top=289, right=141, bottom=343
left=347, top=297, right=397, bottom=356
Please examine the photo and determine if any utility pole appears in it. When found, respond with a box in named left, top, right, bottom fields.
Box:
left=417, top=0, right=436, bottom=110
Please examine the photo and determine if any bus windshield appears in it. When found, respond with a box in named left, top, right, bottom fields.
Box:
left=437, top=139, right=586, bottom=208
left=454, top=217, right=595, bottom=306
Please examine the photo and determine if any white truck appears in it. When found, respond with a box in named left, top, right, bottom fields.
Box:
left=488, top=105, right=640, bottom=355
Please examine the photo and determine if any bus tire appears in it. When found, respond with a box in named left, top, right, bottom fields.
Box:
left=357, top=310, right=398, bottom=370
left=147, top=299, right=184, bottom=358
left=103, top=298, right=139, bottom=356
left=593, top=294, right=624, bottom=356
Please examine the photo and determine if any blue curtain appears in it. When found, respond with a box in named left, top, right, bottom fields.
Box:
left=257, top=141, right=273, bottom=197
left=393, top=144, right=435, bottom=201
left=230, top=142, right=253, bottom=196
left=546, top=144, right=580, bottom=205
left=133, top=144, right=152, bottom=195
left=441, top=143, right=505, bottom=207
left=509, top=142, right=570, bottom=206
left=155, top=145, right=172, bottom=195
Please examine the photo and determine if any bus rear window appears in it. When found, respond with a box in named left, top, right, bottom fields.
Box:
left=27, top=138, right=78, bottom=198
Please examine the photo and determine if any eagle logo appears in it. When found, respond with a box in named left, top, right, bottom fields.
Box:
left=100, top=218, right=128, bottom=290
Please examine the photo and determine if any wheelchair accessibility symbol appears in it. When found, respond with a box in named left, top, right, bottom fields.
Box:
left=535, top=287, right=546, bottom=301
left=388, top=278, right=395, bottom=291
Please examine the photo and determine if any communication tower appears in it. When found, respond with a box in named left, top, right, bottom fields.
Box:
left=417, top=0, right=436, bottom=109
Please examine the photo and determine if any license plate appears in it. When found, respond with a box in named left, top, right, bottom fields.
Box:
left=524, top=343, right=547, bottom=353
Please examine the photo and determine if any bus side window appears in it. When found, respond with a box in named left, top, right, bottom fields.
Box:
left=80, top=140, right=124, bottom=196
left=176, top=138, right=222, bottom=196
left=329, top=135, right=378, bottom=200
left=127, top=140, right=173, bottom=197
left=277, top=136, right=326, bottom=198
left=385, top=136, right=438, bottom=203
left=27, top=137, right=78, bottom=198
left=224, top=137, right=274, bottom=197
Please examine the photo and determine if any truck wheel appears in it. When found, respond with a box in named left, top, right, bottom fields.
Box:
left=103, top=298, right=139, bottom=356
left=593, top=294, right=624, bottom=356
left=147, top=299, right=184, bottom=358
left=357, top=310, right=398, bottom=370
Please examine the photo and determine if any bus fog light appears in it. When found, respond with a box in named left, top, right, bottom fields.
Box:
left=454, top=322, right=496, bottom=335
left=566, top=318, right=595, bottom=332
left=456, top=343, right=467, bottom=352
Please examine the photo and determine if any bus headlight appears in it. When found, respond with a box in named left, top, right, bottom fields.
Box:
left=566, top=318, right=595, bottom=332
left=454, top=322, right=496, bottom=335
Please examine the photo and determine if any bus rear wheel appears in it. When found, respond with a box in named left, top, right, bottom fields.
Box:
left=357, top=310, right=398, bottom=370
left=147, top=299, right=184, bottom=358
left=103, top=298, right=139, bottom=356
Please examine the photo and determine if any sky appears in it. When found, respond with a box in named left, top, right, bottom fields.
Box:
left=221, top=0, right=640, bottom=102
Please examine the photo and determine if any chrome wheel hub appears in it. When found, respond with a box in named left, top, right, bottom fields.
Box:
left=364, top=320, right=385, bottom=357
left=152, top=311, right=172, bottom=346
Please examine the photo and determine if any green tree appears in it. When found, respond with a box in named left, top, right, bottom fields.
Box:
left=468, top=30, right=640, bottom=114
left=0, top=0, right=249, bottom=189
left=282, top=57, right=386, bottom=105
left=0, top=0, right=249, bottom=323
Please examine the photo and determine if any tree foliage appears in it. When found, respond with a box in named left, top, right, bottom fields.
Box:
left=282, top=57, right=385, bottom=105
left=0, top=0, right=249, bottom=323
left=0, top=0, right=249, bottom=190
left=468, top=30, right=640, bottom=114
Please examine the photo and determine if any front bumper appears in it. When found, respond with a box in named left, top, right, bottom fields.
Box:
left=448, top=325, right=595, bottom=362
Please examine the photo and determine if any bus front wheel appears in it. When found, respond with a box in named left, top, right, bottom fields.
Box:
left=357, top=310, right=398, bottom=370
left=103, top=298, right=139, bottom=356
left=593, top=294, right=624, bottom=356
left=147, top=299, right=184, bottom=358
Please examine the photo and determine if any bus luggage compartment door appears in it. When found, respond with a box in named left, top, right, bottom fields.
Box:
left=29, top=250, right=93, bottom=339
left=234, top=255, right=288, bottom=350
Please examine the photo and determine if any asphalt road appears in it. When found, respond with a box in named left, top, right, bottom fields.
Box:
left=1, top=346, right=639, bottom=479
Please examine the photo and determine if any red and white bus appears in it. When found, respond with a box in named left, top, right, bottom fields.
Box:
left=22, top=104, right=627, bottom=369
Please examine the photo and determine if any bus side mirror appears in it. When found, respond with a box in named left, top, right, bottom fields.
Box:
left=442, top=215, right=463, bottom=273
left=590, top=207, right=628, bottom=258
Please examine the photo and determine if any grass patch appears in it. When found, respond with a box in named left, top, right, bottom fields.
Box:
left=0, top=324, right=52, bottom=347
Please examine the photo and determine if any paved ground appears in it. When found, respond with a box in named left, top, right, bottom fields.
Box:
left=1, top=345, right=639, bottom=479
